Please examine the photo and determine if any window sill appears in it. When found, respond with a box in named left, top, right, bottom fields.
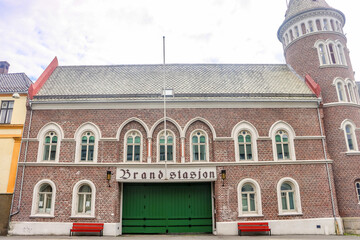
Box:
left=238, top=214, right=264, bottom=218
left=346, top=151, right=360, bottom=156
left=70, top=215, right=95, bottom=219
left=30, top=214, right=55, bottom=218
left=278, top=212, right=303, bottom=216
left=320, top=64, right=348, bottom=69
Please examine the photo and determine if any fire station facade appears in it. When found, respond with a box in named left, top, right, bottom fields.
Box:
left=8, top=0, right=360, bottom=236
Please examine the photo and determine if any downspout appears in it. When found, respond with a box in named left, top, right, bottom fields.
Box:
left=316, top=103, right=339, bottom=234
left=9, top=104, right=33, bottom=218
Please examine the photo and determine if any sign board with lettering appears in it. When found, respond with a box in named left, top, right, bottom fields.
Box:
left=116, top=166, right=217, bottom=182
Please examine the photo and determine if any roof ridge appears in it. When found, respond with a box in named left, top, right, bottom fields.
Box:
left=57, top=63, right=288, bottom=68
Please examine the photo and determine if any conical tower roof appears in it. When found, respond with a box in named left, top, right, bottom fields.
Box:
left=284, top=0, right=337, bottom=21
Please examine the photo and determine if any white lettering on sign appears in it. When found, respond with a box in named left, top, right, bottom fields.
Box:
left=116, top=167, right=217, bottom=182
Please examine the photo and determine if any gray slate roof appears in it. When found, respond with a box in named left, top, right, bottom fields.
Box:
left=0, top=73, right=32, bottom=93
left=34, top=64, right=315, bottom=101
left=284, top=0, right=333, bottom=21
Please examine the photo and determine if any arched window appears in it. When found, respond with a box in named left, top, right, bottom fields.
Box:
left=301, top=23, right=306, bottom=34
left=345, top=125, right=356, bottom=151
left=318, top=44, right=328, bottom=65
left=330, top=19, right=335, bottom=31
left=316, top=19, right=321, bottom=31
left=308, top=21, right=314, bottom=32
left=81, top=132, right=95, bottom=161
left=275, top=130, right=291, bottom=160
left=336, top=43, right=346, bottom=65
left=237, top=179, right=262, bottom=217
left=277, top=178, right=302, bottom=215
left=335, top=80, right=347, bottom=102
left=125, top=131, right=142, bottom=162
left=43, top=131, right=58, bottom=161
left=72, top=180, right=96, bottom=217
left=355, top=181, right=360, bottom=203
left=289, top=30, right=294, bottom=41
left=238, top=131, right=252, bottom=161
left=31, top=180, right=56, bottom=217
left=323, top=19, right=329, bottom=31
left=294, top=26, right=300, bottom=38
left=329, top=44, right=337, bottom=64
left=158, top=130, right=175, bottom=161
left=191, top=130, right=208, bottom=161
left=347, top=83, right=355, bottom=103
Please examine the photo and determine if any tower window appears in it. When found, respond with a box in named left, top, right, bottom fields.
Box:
left=319, top=44, right=327, bottom=65
left=337, top=44, right=346, bottom=65
left=323, top=19, right=329, bottom=31
left=308, top=21, right=314, bottom=32
left=301, top=23, right=306, bottom=35
left=316, top=19, right=322, bottom=31
left=289, top=30, right=294, bottom=41
left=294, top=26, right=300, bottom=38
left=329, top=44, right=337, bottom=64
left=330, top=20, right=335, bottom=31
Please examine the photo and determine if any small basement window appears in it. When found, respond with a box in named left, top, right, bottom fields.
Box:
left=162, top=88, right=174, bottom=97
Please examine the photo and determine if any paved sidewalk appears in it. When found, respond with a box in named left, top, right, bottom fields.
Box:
left=1, top=235, right=360, bottom=240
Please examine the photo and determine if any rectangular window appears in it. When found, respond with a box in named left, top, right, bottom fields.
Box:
left=0, top=101, right=14, bottom=124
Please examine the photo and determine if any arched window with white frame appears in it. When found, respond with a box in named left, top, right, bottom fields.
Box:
left=71, top=180, right=96, bottom=218
left=334, top=78, right=348, bottom=102
left=36, top=123, right=63, bottom=163
left=190, top=130, right=208, bottom=162
left=341, top=120, right=359, bottom=152
left=237, top=178, right=262, bottom=217
left=337, top=43, right=346, bottom=65
left=328, top=43, right=337, bottom=64
left=346, top=80, right=356, bottom=103
left=270, top=121, right=296, bottom=161
left=318, top=44, right=328, bottom=65
left=232, top=121, right=259, bottom=162
left=158, top=130, right=175, bottom=162
left=31, top=180, right=56, bottom=217
left=125, top=130, right=142, bottom=162
left=74, top=123, right=101, bottom=163
left=277, top=178, right=302, bottom=215
left=355, top=181, right=360, bottom=203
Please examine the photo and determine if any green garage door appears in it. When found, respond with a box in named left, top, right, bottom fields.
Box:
left=122, top=182, right=212, bottom=234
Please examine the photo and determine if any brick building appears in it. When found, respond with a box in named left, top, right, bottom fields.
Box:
left=8, top=0, right=360, bottom=236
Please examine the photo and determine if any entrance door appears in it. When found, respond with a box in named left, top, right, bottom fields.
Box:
left=122, top=182, right=212, bottom=234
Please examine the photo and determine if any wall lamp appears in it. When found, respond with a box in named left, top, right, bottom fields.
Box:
left=107, top=170, right=112, bottom=187
left=220, top=169, right=226, bottom=186
left=12, top=92, right=20, bottom=99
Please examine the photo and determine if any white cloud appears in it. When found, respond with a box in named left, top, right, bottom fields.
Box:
left=0, top=0, right=359, bottom=81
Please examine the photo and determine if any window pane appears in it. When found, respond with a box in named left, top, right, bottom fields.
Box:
left=88, top=145, right=94, bottom=161
left=167, top=145, right=173, bottom=161
left=275, top=135, right=281, bottom=142
left=0, top=110, right=6, bottom=123
left=246, top=144, right=252, bottom=160
left=82, top=136, right=87, bottom=144
left=282, top=134, right=288, bottom=142
left=46, top=194, right=52, bottom=213
left=134, top=145, right=140, bottom=161
left=193, top=145, right=199, bottom=160
left=200, top=145, right=206, bottom=161
left=289, top=192, right=295, bottom=210
left=281, top=192, right=287, bottom=210
left=45, top=136, right=51, bottom=144
left=78, top=194, right=84, bottom=213
left=192, top=136, right=198, bottom=143
left=81, top=145, right=87, bottom=161
left=160, top=136, right=165, bottom=144
left=127, top=145, right=133, bottom=161
left=245, top=135, right=251, bottom=143
left=50, top=145, right=57, bottom=160
left=200, top=136, right=205, bottom=143
left=40, top=184, right=52, bottom=192
left=134, top=136, right=140, bottom=144
left=239, top=145, right=245, bottom=160
left=242, top=194, right=248, bottom=212
left=167, top=136, right=173, bottom=144
left=79, top=185, right=91, bottom=192
left=52, top=136, right=58, bottom=143
left=38, top=193, right=45, bottom=212
left=277, top=144, right=283, bottom=159
left=238, top=135, right=244, bottom=143
left=127, top=136, right=133, bottom=144
left=89, top=136, right=95, bottom=143
left=85, top=194, right=92, bottom=213
left=43, top=145, right=50, bottom=161
left=160, top=145, right=165, bottom=161
left=281, top=183, right=292, bottom=191
left=242, top=184, right=254, bottom=192
left=283, top=144, right=290, bottom=159
left=5, top=109, right=13, bottom=123
left=250, top=193, right=255, bottom=211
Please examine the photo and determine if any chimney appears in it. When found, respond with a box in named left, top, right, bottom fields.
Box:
left=0, top=61, right=10, bottom=74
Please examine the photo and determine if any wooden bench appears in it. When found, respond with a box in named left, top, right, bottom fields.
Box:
left=238, top=222, right=271, bottom=236
left=70, top=223, right=104, bottom=236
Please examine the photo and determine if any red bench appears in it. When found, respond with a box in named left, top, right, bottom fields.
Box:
left=238, top=222, right=271, bottom=236
left=70, top=223, right=104, bottom=236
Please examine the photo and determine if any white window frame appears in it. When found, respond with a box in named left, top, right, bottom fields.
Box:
left=355, top=181, right=360, bottom=203
left=333, top=78, right=348, bottom=102
left=269, top=121, right=296, bottom=161
left=124, top=130, right=143, bottom=162
left=74, top=123, right=101, bottom=163
left=157, top=129, right=176, bottom=162
left=346, top=79, right=357, bottom=103
left=31, top=179, right=56, bottom=218
left=71, top=180, right=96, bottom=218
left=277, top=177, right=302, bottom=216
left=340, top=120, right=359, bottom=152
left=36, top=123, right=63, bottom=163
left=237, top=178, right=262, bottom=217
left=232, top=121, right=259, bottom=162
left=190, top=129, right=209, bottom=162
left=314, top=39, right=347, bottom=67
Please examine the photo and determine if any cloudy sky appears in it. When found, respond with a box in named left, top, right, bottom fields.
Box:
left=0, top=0, right=359, bottom=81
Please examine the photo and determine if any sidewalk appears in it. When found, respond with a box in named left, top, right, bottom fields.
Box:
left=1, top=234, right=360, bottom=240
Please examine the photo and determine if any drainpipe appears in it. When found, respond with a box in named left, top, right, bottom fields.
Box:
left=316, top=103, right=339, bottom=234
left=9, top=105, right=33, bottom=218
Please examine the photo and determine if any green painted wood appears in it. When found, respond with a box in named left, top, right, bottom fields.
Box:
left=122, top=182, right=212, bottom=234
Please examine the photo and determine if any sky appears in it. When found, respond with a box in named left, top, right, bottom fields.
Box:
left=0, top=0, right=359, bottom=81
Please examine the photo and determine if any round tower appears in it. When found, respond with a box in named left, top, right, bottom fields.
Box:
left=278, top=0, right=360, bottom=234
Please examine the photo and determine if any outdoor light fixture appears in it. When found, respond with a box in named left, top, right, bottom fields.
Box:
left=220, top=169, right=226, bottom=186
left=12, top=92, right=20, bottom=99
left=107, top=170, right=112, bottom=187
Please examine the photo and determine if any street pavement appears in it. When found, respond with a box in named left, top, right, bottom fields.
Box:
left=1, top=234, right=360, bottom=240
